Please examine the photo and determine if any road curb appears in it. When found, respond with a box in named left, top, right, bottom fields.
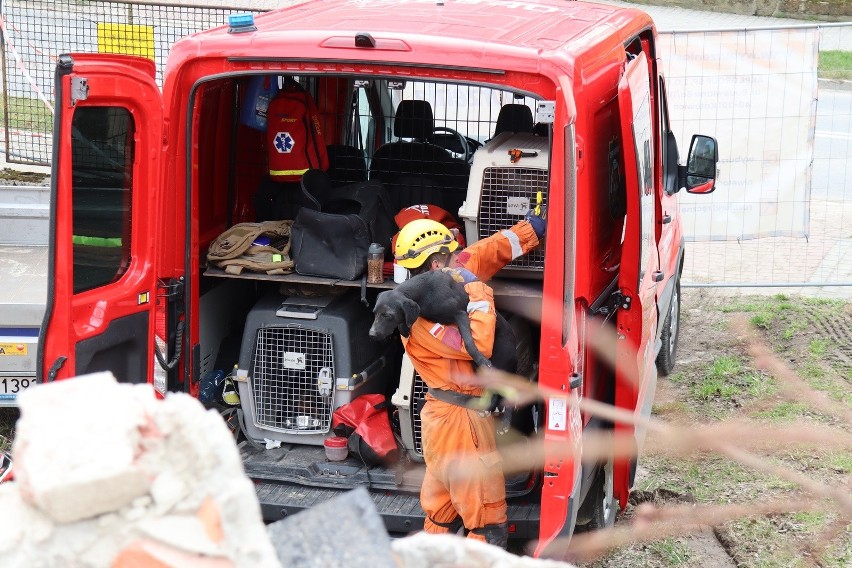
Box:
left=818, top=78, right=852, bottom=92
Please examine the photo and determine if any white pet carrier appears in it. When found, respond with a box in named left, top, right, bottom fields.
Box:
left=458, top=132, right=549, bottom=275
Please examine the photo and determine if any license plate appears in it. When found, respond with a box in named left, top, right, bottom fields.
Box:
left=1, top=377, right=36, bottom=397
left=0, top=343, right=27, bottom=356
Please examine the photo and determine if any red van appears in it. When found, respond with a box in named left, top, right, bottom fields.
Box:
left=38, top=0, right=716, bottom=555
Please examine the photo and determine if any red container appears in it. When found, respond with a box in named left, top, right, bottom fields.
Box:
left=323, top=436, right=348, bottom=461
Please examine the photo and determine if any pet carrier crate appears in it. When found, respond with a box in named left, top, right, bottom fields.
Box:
left=458, top=132, right=549, bottom=275
left=235, top=292, right=394, bottom=446
left=391, top=353, right=427, bottom=462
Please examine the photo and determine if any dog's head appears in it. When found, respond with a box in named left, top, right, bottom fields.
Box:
left=369, top=290, right=420, bottom=340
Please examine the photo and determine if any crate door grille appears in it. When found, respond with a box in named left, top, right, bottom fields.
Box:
left=479, top=167, right=548, bottom=270
left=251, top=326, right=334, bottom=433
left=411, top=371, right=427, bottom=456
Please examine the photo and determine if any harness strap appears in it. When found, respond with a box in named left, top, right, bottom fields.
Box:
left=428, top=388, right=479, bottom=408
left=428, top=515, right=463, bottom=533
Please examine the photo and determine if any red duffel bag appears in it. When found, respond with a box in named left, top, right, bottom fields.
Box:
left=332, top=394, right=399, bottom=466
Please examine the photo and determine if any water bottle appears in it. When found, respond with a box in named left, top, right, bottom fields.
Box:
left=367, top=243, right=385, bottom=284
left=199, top=369, right=226, bottom=403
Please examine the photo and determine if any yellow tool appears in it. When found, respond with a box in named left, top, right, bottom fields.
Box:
left=534, top=191, right=543, bottom=216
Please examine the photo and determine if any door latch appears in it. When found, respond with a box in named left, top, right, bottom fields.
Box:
left=70, top=77, right=89, bottom=106
left=46, top=356, right=67, bottom=382
left=595, top=289, right=631, bottom=323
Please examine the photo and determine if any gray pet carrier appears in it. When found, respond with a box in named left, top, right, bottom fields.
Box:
left=235, top=293, right=392, bottom=446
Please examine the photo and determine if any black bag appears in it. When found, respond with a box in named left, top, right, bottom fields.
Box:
left=291, top=171, right=395, bottom=279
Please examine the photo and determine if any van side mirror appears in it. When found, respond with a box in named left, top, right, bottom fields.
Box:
left=685, top=134, right=718, bottom=194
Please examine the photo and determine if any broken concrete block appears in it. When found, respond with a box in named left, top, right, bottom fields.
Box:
left=391, top=531, right=579, bottom=568
left=4, top=371, right=281, bottom=568
left=14, top=372, right=155, bottom=523
left=112, top=539, right=234, bottom=568
left=266, top=486, right=396, bottom=568
left=135, top=515, right=225, bottom=557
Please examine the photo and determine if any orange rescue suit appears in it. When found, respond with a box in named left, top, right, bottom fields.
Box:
left=401, top=220, right=539, bottom=542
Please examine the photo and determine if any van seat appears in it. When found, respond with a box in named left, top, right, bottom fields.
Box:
left=326, top=144, right=367, bottom=186
left=369, top=100, right=469, bottom=214
left=493, top=104, right=534, bottom=137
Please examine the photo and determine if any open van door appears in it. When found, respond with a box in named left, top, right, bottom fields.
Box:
left=613, top=51, right=660, bottom=507
left=39, top=54, right=163, bottom=385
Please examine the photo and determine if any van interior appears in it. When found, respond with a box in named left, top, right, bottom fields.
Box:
left=173, top=72, right=626, bottom=522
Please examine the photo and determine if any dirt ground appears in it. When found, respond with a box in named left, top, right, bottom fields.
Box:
left=589, top=288, right=851, bottom=568
left=2, top=288, right=850, bottom=566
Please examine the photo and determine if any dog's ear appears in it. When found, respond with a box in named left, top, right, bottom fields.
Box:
left=398, top=298, right=420, bottom=338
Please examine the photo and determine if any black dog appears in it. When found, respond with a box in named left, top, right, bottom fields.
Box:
left=369, top=269, right=516, bottom=373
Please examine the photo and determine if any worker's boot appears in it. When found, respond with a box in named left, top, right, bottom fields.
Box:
left=470, top=522, right=508, bottom=549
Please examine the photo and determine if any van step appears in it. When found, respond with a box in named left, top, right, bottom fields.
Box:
left=254, top=481, right=542, bottom=539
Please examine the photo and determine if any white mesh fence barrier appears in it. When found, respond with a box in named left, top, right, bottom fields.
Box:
left=0, top=1, right=849, bottom=287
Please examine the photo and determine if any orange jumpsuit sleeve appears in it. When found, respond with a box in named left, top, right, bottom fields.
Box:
left=454, top=220, right=540, bottom=281
left=406, top=281, right=497, bottom=361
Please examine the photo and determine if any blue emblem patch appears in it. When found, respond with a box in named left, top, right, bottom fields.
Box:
left=274, top=132, right=294, bottom=153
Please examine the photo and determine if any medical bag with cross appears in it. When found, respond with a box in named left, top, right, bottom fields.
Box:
left=266, top=78, right=329, bottom=182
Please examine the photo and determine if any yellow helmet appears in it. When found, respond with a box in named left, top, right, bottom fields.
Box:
left=394, top=218, right=459, bottom=269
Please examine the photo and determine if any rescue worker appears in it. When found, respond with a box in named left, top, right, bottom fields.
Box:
left=392, top=211, right=545, bottom=547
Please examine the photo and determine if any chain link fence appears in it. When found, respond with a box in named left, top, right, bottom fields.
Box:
left=0, top=0, right=276, bottom=165
left=0, top=0, right=849, bottom=289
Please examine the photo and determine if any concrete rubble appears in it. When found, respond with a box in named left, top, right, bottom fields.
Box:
left=0, top=372, right=577, bottom=567
left=0, top=372, right=280, bottom=567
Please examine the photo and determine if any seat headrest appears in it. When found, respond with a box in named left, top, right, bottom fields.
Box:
left=394, top=100, right=434, bottom=139
left=494, top=104, right=534, bottom=136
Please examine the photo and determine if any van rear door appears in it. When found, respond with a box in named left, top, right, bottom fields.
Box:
left=39, top=54, right=163, bottom=385
left=614, top=51, right=660, bottom=506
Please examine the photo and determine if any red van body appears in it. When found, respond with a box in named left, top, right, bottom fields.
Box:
left=39, top=0, right=716, bottom=554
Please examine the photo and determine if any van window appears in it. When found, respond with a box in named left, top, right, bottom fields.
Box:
left=70, top=107, right=134, bottom=293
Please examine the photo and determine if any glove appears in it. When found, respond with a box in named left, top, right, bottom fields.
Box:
left=485, top=391, right=506, bottom=414
left=442, top=267, right=478, bottom=284
left=524, top=208, right=546, bottom=239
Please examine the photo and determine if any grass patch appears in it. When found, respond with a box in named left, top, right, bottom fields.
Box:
left=819, top=50, right=852, bottom=81
left=694, top=356, right=741, bottom=400
left=799, top=364, right=852, bottom=405
left=754, top=401, right=809, bottom=421
left=720, top=301, right=767, bottom=313
left=802, top=297, right=845, bottom=309
left=790, top=510, right=827, bottom=532
left=827, top=452, right=852, bottom=473
left=647, top=538, right=691, bottom=565
left=0, top=408, right=18, bottom=452
left=691, top=356, right=774, bottom=403
left=0, top=94, right=53, bottom=133
left=726, top=517, right=808, bottom=568
left=721, top=295, right=798, bottom=332
left=639, top=454, right=790, bottom=503
left=781, top=320, right=807, bottom=340
left=809, top=338, right=830, bottom=358
left=801, top=361, right=826, bottom=380
left=750, top=312, right=774, bottom=329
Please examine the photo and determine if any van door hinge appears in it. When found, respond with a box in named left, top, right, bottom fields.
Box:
left=70, top=77, right=89, bottom=105
left=158, top=277, right=184, bottom=301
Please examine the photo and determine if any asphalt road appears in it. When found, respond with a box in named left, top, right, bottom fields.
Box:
left=814, top=89, right=852, bottom=201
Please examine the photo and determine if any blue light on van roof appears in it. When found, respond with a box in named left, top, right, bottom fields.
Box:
left=228, top=13, right=256, bottom=34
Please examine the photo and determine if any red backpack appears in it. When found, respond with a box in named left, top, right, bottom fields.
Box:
left=267, top=79, right=329, bottom=181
